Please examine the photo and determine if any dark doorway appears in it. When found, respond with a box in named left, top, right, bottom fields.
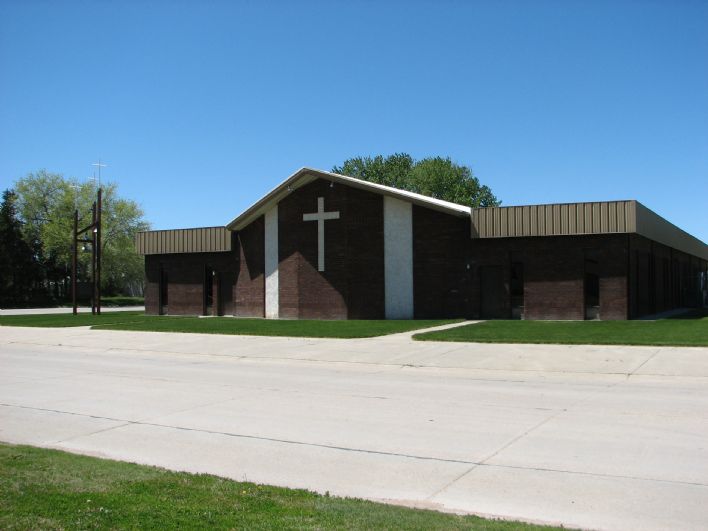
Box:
left=204, top=267, right=214, bottom=316
left=218, top=272, right=234, bottom=316
left=510, top=262, right=524, bottom=320
left=584, top=257, right=600, bottom=320
left=480, top=265, right=505, bottom=319
left=159, top=268, right=168, bottom=315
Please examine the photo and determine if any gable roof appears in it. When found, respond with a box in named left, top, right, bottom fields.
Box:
left=226, top=167, right=471, bottom=231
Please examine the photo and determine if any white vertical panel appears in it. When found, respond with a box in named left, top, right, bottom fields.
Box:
left=264, top=206, right=279, bottom=319
left=384, top=196, right=413, bottom=319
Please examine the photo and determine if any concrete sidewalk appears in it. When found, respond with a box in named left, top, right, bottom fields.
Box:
left=1, top=325, right=707, bottom=530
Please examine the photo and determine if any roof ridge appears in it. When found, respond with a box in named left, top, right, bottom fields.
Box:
left=226, top=167, right=471, bottom=230
left=312, top=167, right=471, bottom=212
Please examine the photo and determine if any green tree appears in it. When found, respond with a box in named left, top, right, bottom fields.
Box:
left=14, top=170, right=150, bottom=297
left=0, top=190, right=42, bottom=306
left=333, top=153, right=500, bottom=207
left=332, top=153, right=414, bottom=189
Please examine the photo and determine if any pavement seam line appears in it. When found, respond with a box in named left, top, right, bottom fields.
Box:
left=425, top=465, right=478, bottom=500
left=133, top=396, right=242, bottom=424
left=626, top=348, right=663, bottom=377
left=477, top=410, right=564, bottom=465
left=0, top=350, right=643, bottom=391
left=52, top=421, right=134, bottom=444
left=476, top=377, right=624, bottom=466
left=0, top=403, right=475, bottom=466
left=3, top=402, right=707, bottom=489
left=5, top=337, right=708, bottom=379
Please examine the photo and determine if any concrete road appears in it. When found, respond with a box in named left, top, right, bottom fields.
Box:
left=1, top=325, right=707, bottom=531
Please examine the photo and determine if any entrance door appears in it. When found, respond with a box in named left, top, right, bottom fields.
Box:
left=159, top=268, right=168, bottom=315
left=584, top=255, right=600, bottom=320
left=204, top=267, right=214, bottom=316
left=480, top=265, right=505, bottom=319
left=218, top=272, right=234, bottom=316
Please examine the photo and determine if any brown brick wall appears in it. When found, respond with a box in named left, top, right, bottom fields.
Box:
left=144, top=256, right=159, bottom=315
left=234, top=216, right=265, bottom=317
left=594, top=236, right=629, bottom=320
left=628, top=234, right=707, bottom=318
left=278, top=178, right=384, bottom=319
left=144, top=182, right=707, bottom=321
left=413, top=206, right=471, bottom=318
left=144, top=249, right=238, bottom=316
left=469, top=234, right=629, bottom=320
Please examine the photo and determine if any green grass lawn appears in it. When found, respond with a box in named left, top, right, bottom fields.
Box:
left=0, top=443, right=560, bottom=531
left=0, top=311, right=147, bottom=328
left=414, top=310, right=708, bottom=346
left=0, top=311, right=457, bottom=338
left=100, top=296, right=145, bottom=307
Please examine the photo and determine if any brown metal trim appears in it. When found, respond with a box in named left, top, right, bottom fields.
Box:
left=135, top=226, right=233, bottom=255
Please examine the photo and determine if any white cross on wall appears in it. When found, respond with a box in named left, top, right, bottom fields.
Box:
left=303, top=196, right=340, bottom=272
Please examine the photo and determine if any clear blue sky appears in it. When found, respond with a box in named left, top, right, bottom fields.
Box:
left=1, top=0, right=706, bottom=241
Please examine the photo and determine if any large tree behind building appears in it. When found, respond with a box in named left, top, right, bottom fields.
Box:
left=332, top=154, right=500, bottom=207
left=13, top=170, right=149, bottom=298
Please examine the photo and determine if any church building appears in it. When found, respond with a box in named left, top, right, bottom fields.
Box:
left=135, top=167, right=708, bottom=320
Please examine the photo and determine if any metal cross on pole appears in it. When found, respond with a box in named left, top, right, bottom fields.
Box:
left=92, top=159, right=107, bottom=189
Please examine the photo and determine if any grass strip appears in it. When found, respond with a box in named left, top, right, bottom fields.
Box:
left=414, top=312, right=708, bottom=346
left=0, top=443, right=561, bottom=530
left=92, top=317, right=460, bottom=338
left=0, top=312, right=459, bottom=338
left=0, top=311, right=146, bottom=328
left=100, top=296, right=145, bottom=307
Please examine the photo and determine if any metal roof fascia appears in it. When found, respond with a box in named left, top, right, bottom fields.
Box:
left=226, top=167, right=471, bottom=231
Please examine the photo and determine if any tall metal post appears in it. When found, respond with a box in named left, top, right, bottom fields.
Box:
left=96, top=188, right=102, bottom=315
left=71, top=178, right=104, bottom=318
left=72, top=209, right=78, bottom=315
left=91, top=201, right=97, bottom=315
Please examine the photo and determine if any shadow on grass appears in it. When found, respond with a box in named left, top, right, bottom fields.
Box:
left=666, top=308, right=708, bottom=320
